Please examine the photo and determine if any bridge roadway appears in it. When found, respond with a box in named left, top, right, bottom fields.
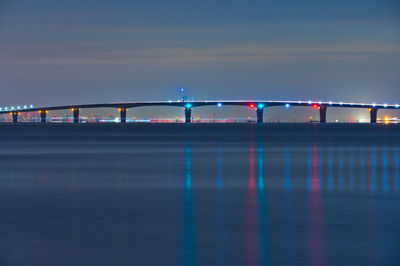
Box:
left=0, top=100, right=398, bottom=123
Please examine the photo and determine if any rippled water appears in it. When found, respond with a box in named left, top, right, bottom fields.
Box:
left=0, top=123, right=399, bottom=265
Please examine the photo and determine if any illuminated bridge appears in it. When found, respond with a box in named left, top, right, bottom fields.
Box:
left=0, top=100, right=399, bottom=124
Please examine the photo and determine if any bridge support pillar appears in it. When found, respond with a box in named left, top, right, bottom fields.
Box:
left=39, top=110, right=47, bottom=123
left=119, top=108, right=127, bottom=123
left=256, top=108, right=264, bottom=123
left=319, top=105, right=327, bottom=123
left=370, top=108, right=378, bottom=123
left=72, top=108, right=80, bottom=123
left=184, top=108, right=192, bottom=123
left=11, top=112, right=19, bottom=123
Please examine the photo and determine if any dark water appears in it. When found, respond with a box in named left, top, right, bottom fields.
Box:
left=0, top=123, right=399, bottom=266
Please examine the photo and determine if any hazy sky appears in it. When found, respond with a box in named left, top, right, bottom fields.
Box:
left=0, top=0, right=399, bottom=118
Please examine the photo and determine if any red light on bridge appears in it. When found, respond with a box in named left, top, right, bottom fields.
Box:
left=249, top=104, right=255, bottom=109
left=312, top=104, right=320, bottom=110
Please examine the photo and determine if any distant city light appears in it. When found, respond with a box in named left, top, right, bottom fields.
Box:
left=30, top=105, right=33, bottom=108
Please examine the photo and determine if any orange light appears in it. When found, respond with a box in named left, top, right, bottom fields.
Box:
left=46, top=110, right=48, bottom=114
left=39, top=110, right=42, bottom=113
left=71, top=108, right=75, bottom=111
left=368, top=108, right=372, bottom=112
left=118, top=108, right=121, bottom=112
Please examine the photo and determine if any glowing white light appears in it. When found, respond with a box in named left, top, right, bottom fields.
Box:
left=384, top=103, right=388, bottom=108
left=217, top=103, right=222, bottom=107
left=298, top=101, right=302, bottom=104
left=0, top=108, right=2, bottom=111
left=329, top=101, right=332, bottom=105
left=5, top=107, right=8, bottom=110
left=318, top=101, right=322, bottom=104
left=308, top=100, right=312, bottom=104
left=372, top=103, right=376, bottom=107
left=30, top=105, right=33, bottom=108
left=17, top=106, right=20, bottom=109
left=285, top=103, right=290, bottom=108
left=396, top=104, right=399, bottom=108
left=24, top=105, right=27, bottom=109
left=339, top=102, right=343, bottom=105
left=168, top=100, right=172, bottom=103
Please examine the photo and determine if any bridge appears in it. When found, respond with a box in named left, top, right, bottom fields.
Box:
left=0, top=100, right=398, bottom=124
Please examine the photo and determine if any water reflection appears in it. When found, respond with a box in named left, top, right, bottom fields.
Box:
left=183, top=134, right=196, bottom=266
left=360, top=147, right=366, bottom=191
left=370, top=147, right=377, bottom=192
left=328, top=147, right=334, bottom=190
left=245, top=137, right=261, bottom=265
left=383, top=147, right=388, bottom=192
left=349, top=149, right=355, bottom=190
left=285, top=147, right=291, bottom=190
left=395, top=147, right=399, bottom=191
left=338, top=147, right=344, bottom=190
left=309, top=141, right=325, bottom=265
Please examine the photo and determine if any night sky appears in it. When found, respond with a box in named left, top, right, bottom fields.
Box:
left=0, top=0, right=399, bottom=120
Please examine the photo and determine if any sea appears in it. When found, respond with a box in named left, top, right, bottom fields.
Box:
left=0, top=123, right=399, bottom=266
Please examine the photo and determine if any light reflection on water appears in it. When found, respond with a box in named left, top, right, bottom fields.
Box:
left=0, top=124, right=399, bottom=266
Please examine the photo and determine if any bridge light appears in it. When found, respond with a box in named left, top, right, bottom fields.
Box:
left=257, top=103, right=265, bottom=109
left=312, top=104, right=320, bottom=110
left=396, top=104, right=399, bottom=108
left=39, top=110, right=42, bottom=114
left=318, top=101, right=322, bottom=105
left=339, top=102, right=343, bottom=105
left=30, top=105, right=33, bottom=108
left=5, top=107, right=8, bottom=110
left=372, top=103, right=376, bottom=107
left=24, top=105, right=27, bottom=109
left=368, top=108, right=372, bottom=112
left=383, top=103, right=388, bottom=108
left=308, top=100, right=312, bottom=105
left=217, top=103, right=222, bottom=107
left=285, top=103, right=290, bottom=108
left=17, top=106, right=20, bottom=109
left=71, top=108, right=75, bottom=111
left=329, top=101, right=332, bottom=105
left=46, top=110, right=48, bottom=114
left=168, top=100, right=172, bottom=103
left=185, top=103, right=192, bottom=108
left=118, top=108, right=121, bottom=112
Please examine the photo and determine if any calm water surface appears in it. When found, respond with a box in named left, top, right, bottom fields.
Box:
left=0, top=123, right=399, bottom=265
